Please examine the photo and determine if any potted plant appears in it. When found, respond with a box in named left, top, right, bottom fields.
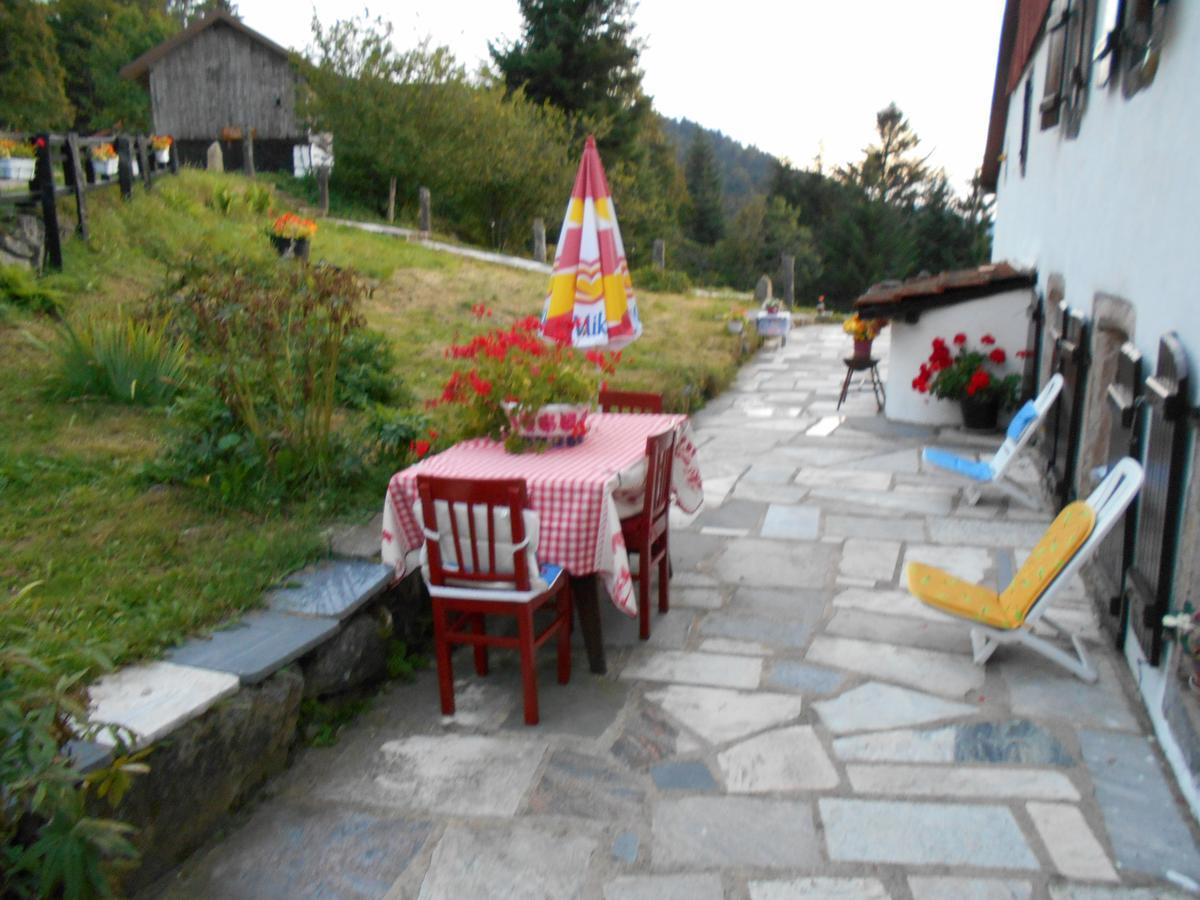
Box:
left=271, top=212, right=317, bottom=260
left=1164, top=605, right=1200, bottom=693
left=724, top=306, right=746, bottom=334
left=843, top=313, right=885, bottom=359
left=911, top=332, right=1025, bottom=430
left=150, top=134, right=173, bottom=165
left=91, top=142, right=118, bottom=178
left=431, top=310, right=619, bottom=452
left=0, top=139, right=36, bottom=180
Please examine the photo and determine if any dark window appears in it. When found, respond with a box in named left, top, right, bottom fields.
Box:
left=1040, top=0, right=1072, bottom=129
left=1020, top=78, right=1033, bottom=175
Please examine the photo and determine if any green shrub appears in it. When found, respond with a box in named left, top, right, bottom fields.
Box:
left=336, top=330, right=409, bottom=409
left=52, top=315, right=187, bottom=405
left=632, top=266, right=692, bottom=294
left=0, top=265, right=64, bottom=315
left=0, top=647, right=146, bottom=899
left=364, top=405, right=427, bottom=463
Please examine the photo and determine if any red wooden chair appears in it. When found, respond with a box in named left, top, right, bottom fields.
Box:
left=619, top=429, right=676, bottom=640
left=415, top=476, right=572, bottom=725
left=599, top=389, right=664, bottom=414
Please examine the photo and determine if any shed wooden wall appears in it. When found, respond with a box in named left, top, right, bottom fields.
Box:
left=148, top=22, right=298, bottom=140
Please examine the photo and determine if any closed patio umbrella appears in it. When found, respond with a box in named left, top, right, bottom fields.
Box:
left=540, top=135, right=642, bottom=349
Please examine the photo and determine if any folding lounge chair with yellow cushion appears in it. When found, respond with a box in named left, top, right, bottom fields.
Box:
left=905, top=459, right=1143, bottom=682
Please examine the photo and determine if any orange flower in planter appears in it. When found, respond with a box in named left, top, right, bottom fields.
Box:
left=272, top=212, right=317, bottom=240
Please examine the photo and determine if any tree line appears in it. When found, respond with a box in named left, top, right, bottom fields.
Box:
left=0, top=0, right=992, bottom=305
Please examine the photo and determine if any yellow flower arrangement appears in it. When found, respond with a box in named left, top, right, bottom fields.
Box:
left=842, top=313, right=885, bottom=341
left=0, top=139, right=36, bottom=159
left=91, top=143, right=117, bottom=162
left=150, top=135, right=173, bottom=151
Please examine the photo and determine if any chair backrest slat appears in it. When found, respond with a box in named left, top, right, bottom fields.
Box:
left=600, top=389, right=664, bottom=414
left=416, top=476, right=533, bottom=590
left=642, top=430, right=676, bottom=519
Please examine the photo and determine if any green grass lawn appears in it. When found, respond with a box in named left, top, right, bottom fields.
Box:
left=1, top=168, right=746, bottom=683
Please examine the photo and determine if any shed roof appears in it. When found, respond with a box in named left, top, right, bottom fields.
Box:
left=120, top=10, right=292, bottom=82
left=853, top=262, right=1036, bottom=320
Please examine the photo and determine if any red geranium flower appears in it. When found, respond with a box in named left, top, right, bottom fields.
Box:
left=409, top=439, right=431, bottom=458
left=981, top=334, right=996, bottom=345
left=989, top=348, right=1007, bottom=364
left=966, top=370, right=991, bottom=397
left=953, top=333, right=967, bottom=345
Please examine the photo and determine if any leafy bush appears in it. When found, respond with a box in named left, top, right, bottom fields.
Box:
left=632, top=266, right=692, bottom=294
left=0, top=265, right=64, bottom=315
left=363, top=405, right=427, bottom=464
left=52, top=315, right=187, bottom=405
left=1, top=647, right=147, bottom=899
left=336, top=329, right=409, bottom=409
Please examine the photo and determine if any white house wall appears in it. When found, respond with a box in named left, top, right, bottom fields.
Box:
left=991, top=1, right=1200, bottom=367
left=886, top=289, right=1032, bottom=425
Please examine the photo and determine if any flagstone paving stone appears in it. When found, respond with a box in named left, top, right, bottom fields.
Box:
left=646, top=684, right=804, bottom=746
left=807, top=635, right=984, bottom=698
left=820, top=798, right=1039, bottom=868
left=815, top=682, right=978, bottom=734
left=165, top=326, right=1199, bottom=899
left=652, top=796, right=821, bottom=868
left=907, top=876, right=1033, bottom=900
left=718, top=725, right=839, bottom=792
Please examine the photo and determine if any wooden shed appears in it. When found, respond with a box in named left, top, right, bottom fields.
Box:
left=120, top=10, right=303, bottom=172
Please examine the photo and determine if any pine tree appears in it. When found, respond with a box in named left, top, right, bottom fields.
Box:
left=0, top=0, right=73, bottom=130
left=489, top=0, right=648, bottom=164
left=684, top=131, right=724, bottom=245
left=838, top=103, right=929, bottom=208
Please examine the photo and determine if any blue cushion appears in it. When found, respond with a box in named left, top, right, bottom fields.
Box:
left=539, top=563, right=564, bottom=585
left=922, top=447, right=995, bottom=482
left=1006, top=400, right=1039, bottom=441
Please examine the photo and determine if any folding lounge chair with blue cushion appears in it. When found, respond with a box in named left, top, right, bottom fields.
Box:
left=907, top=457, right=1143, bottom=682
left=921, top=373, right=1064, bottom=508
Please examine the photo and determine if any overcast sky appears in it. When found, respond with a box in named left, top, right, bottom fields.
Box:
left=240, top=0, right=1006, bottom=194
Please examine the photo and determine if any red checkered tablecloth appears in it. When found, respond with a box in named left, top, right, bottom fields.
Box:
left=381, top=413, right=702, bottom=617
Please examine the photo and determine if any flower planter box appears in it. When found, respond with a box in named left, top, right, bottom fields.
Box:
left=0, top=157, right=35, bottom=180
left=505, top=402, right=589, bottom=448
left=94, top=158, right=119, bottom=178
left=271, top=235, right=310, bottom=260
left=155, top=148, right=171, bottom=165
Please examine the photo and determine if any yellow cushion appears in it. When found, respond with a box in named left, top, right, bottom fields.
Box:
left=998, top=500, right=1095, bottom=625
left=907, top=562, right=1011, bottom=629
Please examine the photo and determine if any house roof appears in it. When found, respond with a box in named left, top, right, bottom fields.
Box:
left=120, top=10, right=292, bottom=82
left=853, top=263, right=1036, bottom=320
left=981, top=0, right=1054, bottom=192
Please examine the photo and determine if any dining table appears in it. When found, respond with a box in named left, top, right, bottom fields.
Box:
left=381, top=412, right=703, bottom=673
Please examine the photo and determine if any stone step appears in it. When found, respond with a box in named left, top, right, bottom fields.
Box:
left=167, top=610, right=338, bottom=685
left=267, top=559, right=393, bottom=620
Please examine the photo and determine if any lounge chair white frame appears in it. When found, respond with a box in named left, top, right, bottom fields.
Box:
left=922, top=373, right=1064, bottom=509
left=967, top=457, right=1143, bottom=682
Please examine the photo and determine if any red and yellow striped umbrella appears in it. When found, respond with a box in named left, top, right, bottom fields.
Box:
left=540, top=135, right=642, bottom=349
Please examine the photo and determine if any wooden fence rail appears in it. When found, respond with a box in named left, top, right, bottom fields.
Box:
left=0, top=131, right=179, bottom=271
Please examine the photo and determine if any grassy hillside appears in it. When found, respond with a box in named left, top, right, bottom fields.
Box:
left=0, top=168, right=745, bottom=682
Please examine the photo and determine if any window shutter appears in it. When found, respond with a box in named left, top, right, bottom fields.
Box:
left=1040, top=0, right=1073, bottom=129
left=1020, top=79, right=1033, bottom=175
left=1065, top=0, right=1098, bottom=137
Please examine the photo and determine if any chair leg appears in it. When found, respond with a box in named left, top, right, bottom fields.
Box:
left=658, top=548, right=669, bottom=614
left=557, top=587, right=572, bottom=685
left=517, top=607, right=539, bottom=725
left=432, top=601, right=455, bottom=716
left=638, top=543, right=651, bottom=640
left=471, top=613, right=489, bottom=676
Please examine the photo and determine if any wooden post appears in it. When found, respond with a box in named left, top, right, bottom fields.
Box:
left=317, top=166, right=330, bottom=216
left=387, top=176, right=397, bottom=223
left=169, top=141, right=179, bottom=174
left=419, top=186, right=431, bottom=233
left=35, top=134, right=63, bottom=271
left=64, top=134, right=89, bottom=240
left=652, top=238, right=665, bottom=269
left=781, top=254, right=795, bottom=307
left=116, top=136, right=134, bottom=201
left=242, top=126, right=255, bottom=177
left=136, top=136, right=152, bottom=191
left=533, top=218, right=546, bottom=263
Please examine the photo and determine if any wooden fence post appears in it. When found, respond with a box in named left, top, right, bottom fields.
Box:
left=781, top=254, right=795, bottom=307
left=317, top=166, right=330, bottom=216
left=533, top=218, right=546, bottom=263
left=419, top=186, right=431, bottom=233
left=35, top=134, right=63, bottom=271
left=169, top=141, right=179, bottom=174
left=387, top=176, right=397, bottom=223
left=116, top=136, right=134, bottom=200
left=136, top=136, right=152, bottom=191
left=64, top=134, right=89, bottom=240
left=242, top=127, right=255, bottom=177
left=652, top=238, right=665, bottom=269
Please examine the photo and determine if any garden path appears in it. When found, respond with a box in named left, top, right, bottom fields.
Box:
left=155, top=325, right=1200, bottom=900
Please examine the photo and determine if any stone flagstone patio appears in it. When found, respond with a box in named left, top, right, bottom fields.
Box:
left=153, top=325, right=1200, bottom=899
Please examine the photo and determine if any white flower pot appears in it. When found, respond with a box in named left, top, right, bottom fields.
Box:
left=155, top=148, right=170, bottom=165
left=0, top=158, right=35, bottom=180
left=94, top=158, right=119, bottom=178
left=726, top=319, right=745, bottom=335
left=504, top=402, right=590, bottom=448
